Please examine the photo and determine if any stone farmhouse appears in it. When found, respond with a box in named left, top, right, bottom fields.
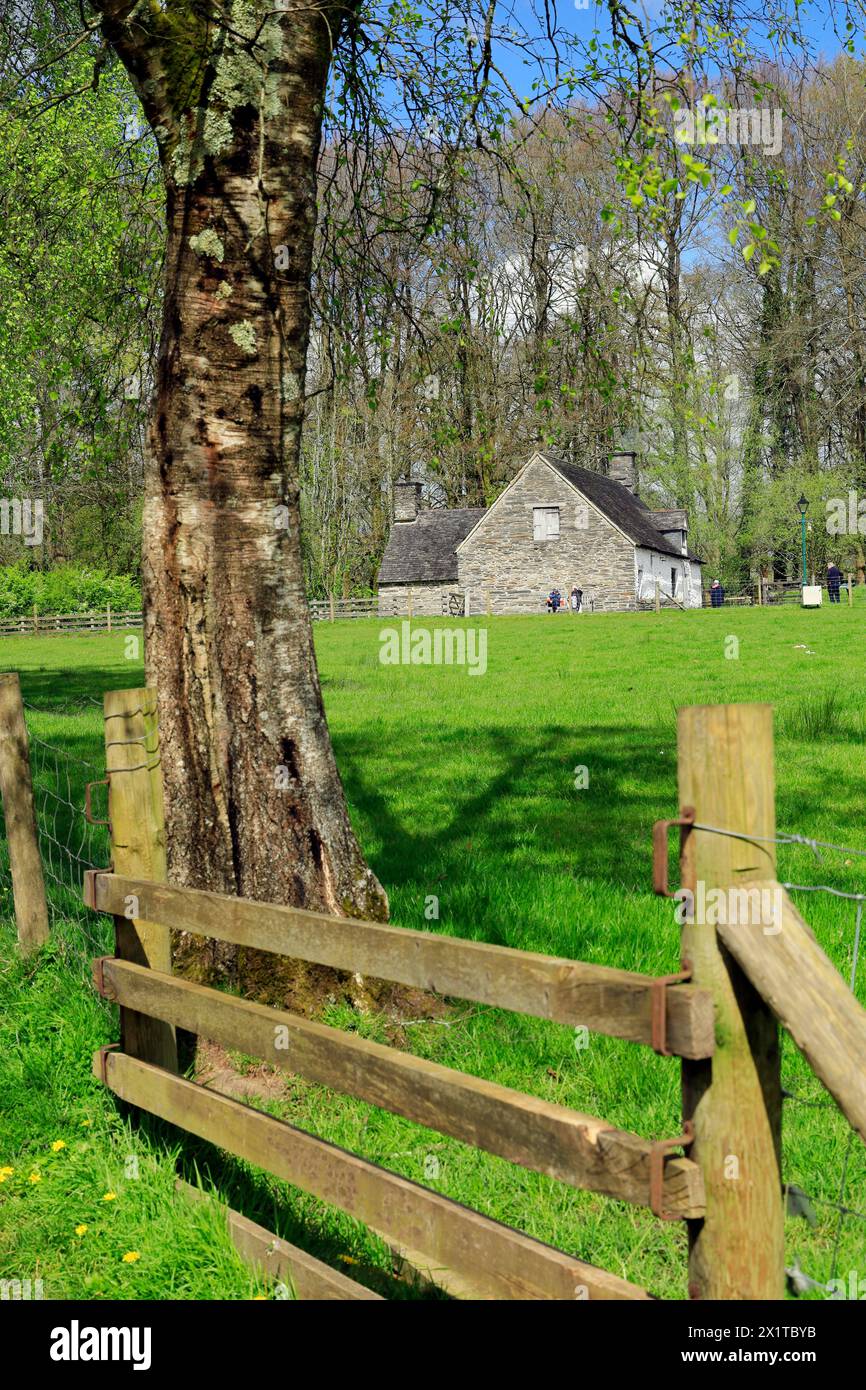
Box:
left=377, top=449, right=703, bottom=616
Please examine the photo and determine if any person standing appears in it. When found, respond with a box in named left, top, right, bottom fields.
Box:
left=827, top=562, right=843, bottom=603
left=570, top=586, right=582, bottom=613
left=710, top=579, right=725, bottom=607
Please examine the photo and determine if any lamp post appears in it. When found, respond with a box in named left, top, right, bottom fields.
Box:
left=797, top=494, right=808, bottom=590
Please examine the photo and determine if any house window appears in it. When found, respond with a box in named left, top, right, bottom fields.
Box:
left=671, top=568, right=677, bottom=596
left=533, top=507, right=560, bottom=542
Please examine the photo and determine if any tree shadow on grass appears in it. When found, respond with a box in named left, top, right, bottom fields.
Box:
left=335, top=721, right=684, bottom=897
left=3, top=663, right=138, bottom=711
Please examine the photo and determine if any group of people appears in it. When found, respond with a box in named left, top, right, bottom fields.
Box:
left=546, top=586, right=583, bottom=613
left=708, top=564, right=847, bottom=606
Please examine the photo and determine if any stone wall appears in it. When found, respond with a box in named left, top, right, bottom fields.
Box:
left=378, top=583, right=464, bottom=618
left=456, top=457, right=637, bottom=612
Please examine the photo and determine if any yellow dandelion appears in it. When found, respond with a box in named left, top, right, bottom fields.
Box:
left=102, top=1191, right=117, bottom=1202
left=75, top=1224, right=88, bottom=1237
left=29, top=1172, right=42, bottom=1184
left=51, top=1140, right=66, bottom=1153
left=121, top=1251, right=140, bottom=1264
left=0, top=1166, right=13, bottom=1176
left=252, top=1295, right=268, bottom=1300
left=339, top=1254, right=358, bottom=1266
left=0, top=1174, right=8, bottom=1185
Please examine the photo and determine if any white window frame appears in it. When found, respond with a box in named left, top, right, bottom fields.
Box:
left=533, top=506, right=560, bottom=542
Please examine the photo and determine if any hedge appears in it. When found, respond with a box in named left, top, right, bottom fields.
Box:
left=0, top=565, right=141, bottom=619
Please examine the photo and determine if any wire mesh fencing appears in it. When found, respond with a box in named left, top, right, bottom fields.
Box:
left=0, top=696, right=111, bottom=957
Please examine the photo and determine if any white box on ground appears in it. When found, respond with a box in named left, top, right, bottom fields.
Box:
left=801, top=585, right=822, bottom=607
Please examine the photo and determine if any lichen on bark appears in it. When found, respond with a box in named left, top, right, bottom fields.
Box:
left=228, top=319, right=258, bottom=355
left=189, top=228, right=225, bottom=261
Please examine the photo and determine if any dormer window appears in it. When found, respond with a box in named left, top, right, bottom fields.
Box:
left=533, top=506, right=560, bottom=542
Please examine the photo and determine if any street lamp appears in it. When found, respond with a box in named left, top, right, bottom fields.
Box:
left=797, top=494, right=808, bottom=589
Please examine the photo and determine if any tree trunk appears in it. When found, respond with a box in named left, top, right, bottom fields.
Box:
left=95, top=2, right=388, bottom=1009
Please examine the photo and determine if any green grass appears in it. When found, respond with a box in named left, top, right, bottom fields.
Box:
left=1, top=602, right=865, bottom=1299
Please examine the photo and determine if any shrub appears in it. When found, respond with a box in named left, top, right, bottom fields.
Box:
left=0, top=564, right=141, bottom=619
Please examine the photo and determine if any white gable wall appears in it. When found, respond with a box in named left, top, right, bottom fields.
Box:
left=635, top=547, right=703, bottom=608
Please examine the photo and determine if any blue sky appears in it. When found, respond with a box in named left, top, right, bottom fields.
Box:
left=481, top=0, right=858, bottom=103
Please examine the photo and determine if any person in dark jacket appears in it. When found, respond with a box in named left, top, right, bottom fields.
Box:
left=827, top=563, right=843, bottom=603
left=710, top=579, right=725, bottom=607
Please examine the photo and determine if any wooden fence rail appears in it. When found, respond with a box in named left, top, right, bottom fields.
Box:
left=84, top=870, right=715, bottom=1059
left=91, top=954, right=704, bottom=1214
left=95, top=1050, right=650, bottom=1301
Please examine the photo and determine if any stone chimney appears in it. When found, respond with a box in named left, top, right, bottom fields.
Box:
left=393, top=477, right=422, bottom=522
left=608, top=451, right=637, bottom=493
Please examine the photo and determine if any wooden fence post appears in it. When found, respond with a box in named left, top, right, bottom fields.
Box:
left=0, top=674, right=49, bottom=953
left=103, top=687, right=177, bottom=1072
left=329, top=593, right=335, bottom=622
left=847, top=575, right=853, bottom=606
left=107, top=602, right=112, bottom=632
left=677, top=703, right=783, bottom=1299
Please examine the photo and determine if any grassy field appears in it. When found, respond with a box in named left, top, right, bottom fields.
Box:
left=1, top=601, right=865, bottom=1300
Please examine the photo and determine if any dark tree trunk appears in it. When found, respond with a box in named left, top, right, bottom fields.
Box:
left=94, top=1, right=388, bottom=1008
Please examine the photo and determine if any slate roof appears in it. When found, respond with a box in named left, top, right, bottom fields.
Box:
left=541, top=455, right=702, bottom=563
left=647, top=508, right=688, bottom=532
left=378, top=507, right=487, bottom=584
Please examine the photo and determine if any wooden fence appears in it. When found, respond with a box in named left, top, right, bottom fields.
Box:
left=308, top=596, right=378, bottom=621
left=0, top=599, right=378, bottom=635
left=0, top=608, right=143, bottom=637
left=4, top=683, right=865, bottom=1298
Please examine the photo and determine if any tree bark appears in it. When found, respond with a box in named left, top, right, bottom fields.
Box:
left=93, top=1, right=388, bottom=1007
